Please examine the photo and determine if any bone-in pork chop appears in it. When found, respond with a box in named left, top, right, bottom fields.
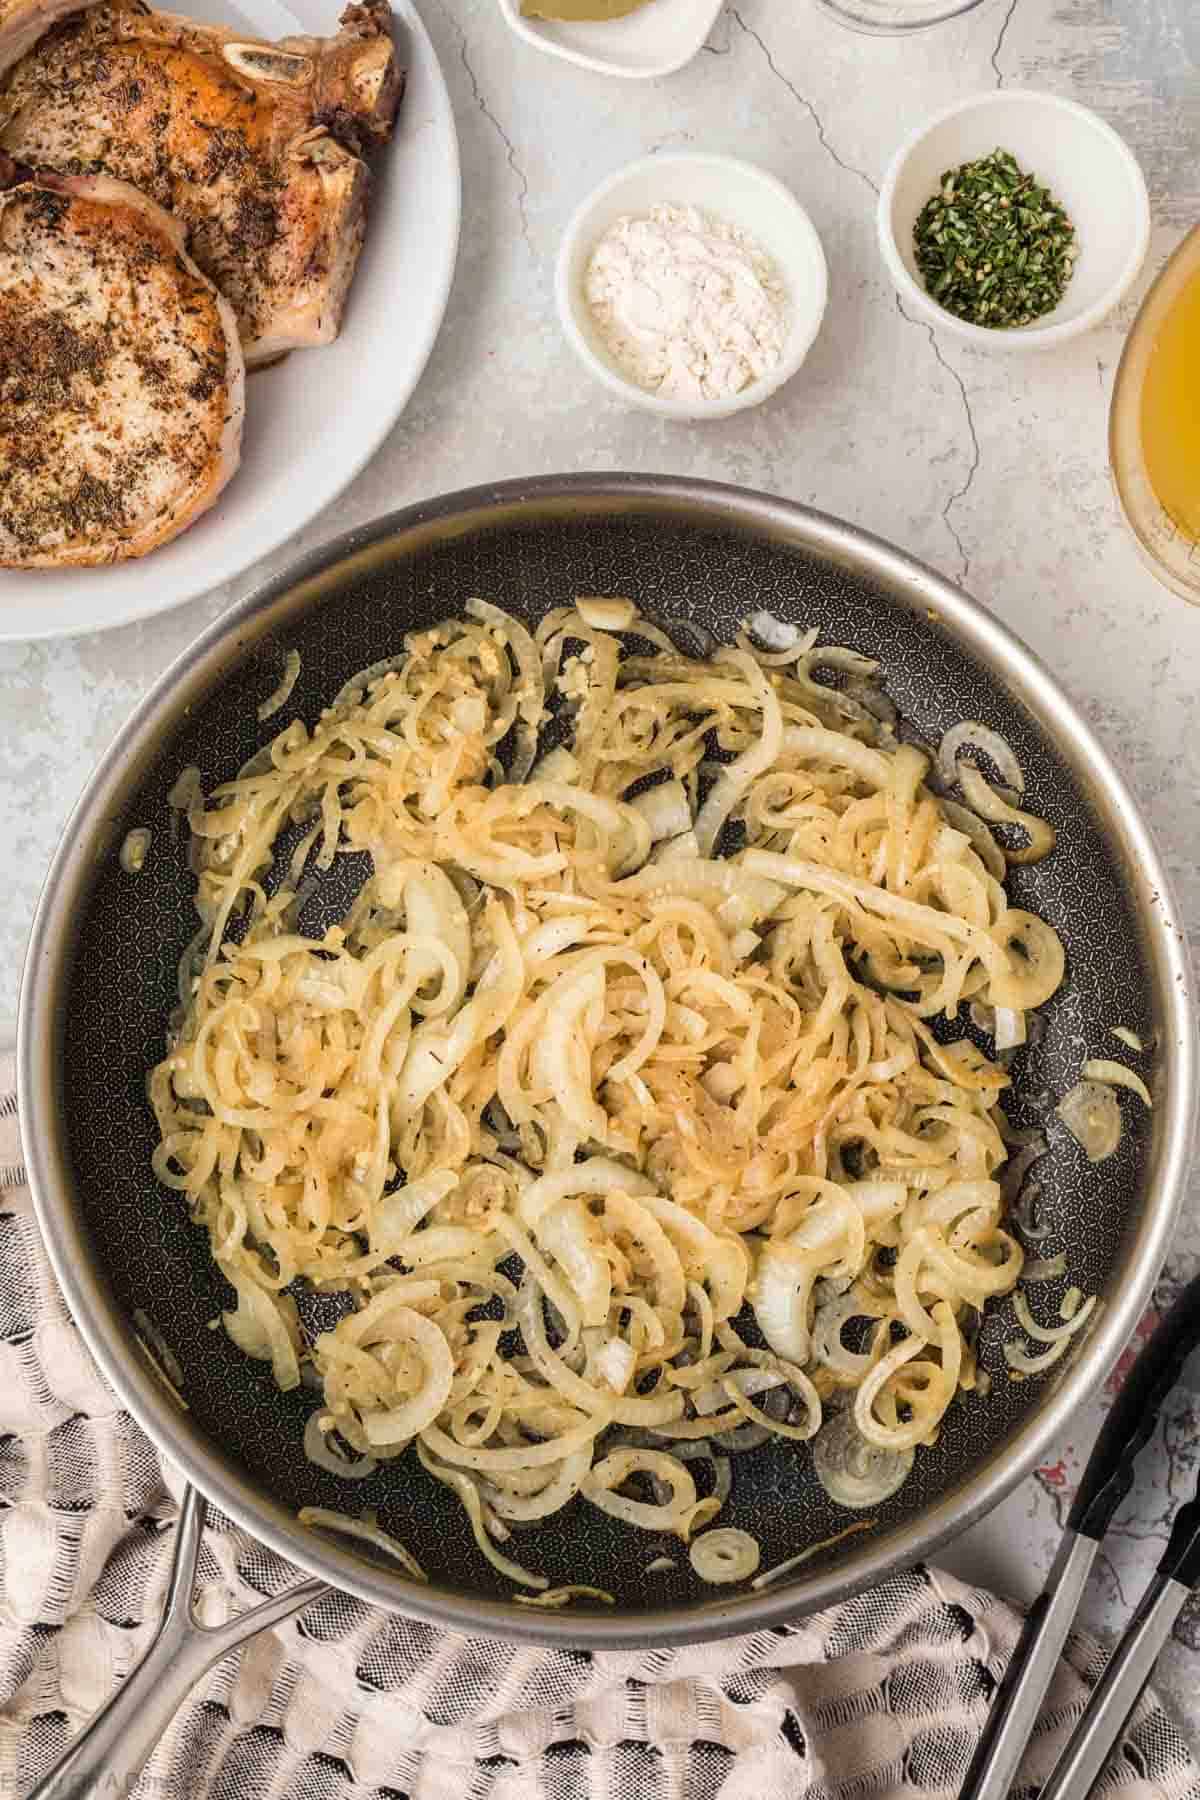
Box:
left=0, top=156, right=244, bottom=566
left=0, top=0, right=86, bottom=75
left=0, top=0, right=402, bottom=364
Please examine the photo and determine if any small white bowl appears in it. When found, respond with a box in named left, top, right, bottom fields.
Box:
left=497, top=0, right=724, bottom=81
left=556, top=152, right=829, bottom=420
left=878, top=89, right=1150, bottom=351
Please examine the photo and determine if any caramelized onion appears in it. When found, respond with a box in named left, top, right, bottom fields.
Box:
left=689, top=1528, right=760, bottom=1584
left=1056, top=1081, right=1122, bottom=1161
left=151, top=596, right=1068, bottom=1569
left=811, top=1408, right=914, bottom=1508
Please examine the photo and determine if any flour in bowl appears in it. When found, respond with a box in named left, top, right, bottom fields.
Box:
left=584, top=203, right=790, bottom=403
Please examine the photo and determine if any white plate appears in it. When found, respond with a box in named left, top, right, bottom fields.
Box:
left=497, top=0, right=723, bottom=80
left=0, top=0, right=460, bottom=641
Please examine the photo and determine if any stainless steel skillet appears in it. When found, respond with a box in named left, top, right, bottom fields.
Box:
left=16, top=476, right=1195, bottom=1792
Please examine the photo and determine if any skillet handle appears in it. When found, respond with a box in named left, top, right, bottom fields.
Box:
left=27, top=1485, right=328, bottom=1800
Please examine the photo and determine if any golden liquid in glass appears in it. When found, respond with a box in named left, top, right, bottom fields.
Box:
left=1139, top=267, right=1200, bottom=541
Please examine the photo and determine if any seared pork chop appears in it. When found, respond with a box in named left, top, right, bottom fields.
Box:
left=0, top=0, right=84, bottom=74
left=0, top=156, right=244, bottom=566
left=0, top=0, right=402, bottom=363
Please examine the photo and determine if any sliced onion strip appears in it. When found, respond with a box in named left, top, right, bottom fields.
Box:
left=416, top=1443, right=549, bottom=1588
left=298, top=1507, right=427, bottom=1582
left=1081, top=1059, right=1152, bottom=1108
left=303, top=1413, right=378, bottom=1480
left=811, top=1409, right=913, bottom=1508
left=938, top=721, right=1025, bottom=795
left=258, top=650, right=302, bottom=721
left=689, top=1528, right=760, bottom=1584
left=1056, top=1081, right=1122, bottom=1161
left=514, top=1584, right=616, bottom=1607
left=750, top=1519, right=877, bottom=1591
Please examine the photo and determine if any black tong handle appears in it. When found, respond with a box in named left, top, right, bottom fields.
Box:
left=1069, top=1274, right=1200, bottom=1541
left=1160, top=1490, right=1200, bottom=1586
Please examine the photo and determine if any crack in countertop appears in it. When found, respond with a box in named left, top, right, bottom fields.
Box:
left=433, top=0, right=533, bottom=257
left=991, top=0, right=1019, bottom=86
left=894, top=297, right=980, bottom=583
left=701, top=7, right=732, bottom=54
left=729, top=9, right=879, bottom=197
left=729, top=6, right=984, bottom=583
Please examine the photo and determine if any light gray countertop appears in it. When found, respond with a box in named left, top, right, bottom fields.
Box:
left=3, top=0, right=1199, bottom=1748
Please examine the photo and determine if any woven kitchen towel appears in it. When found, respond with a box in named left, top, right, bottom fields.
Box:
left=1, top=1049, right=1197, bottom=1800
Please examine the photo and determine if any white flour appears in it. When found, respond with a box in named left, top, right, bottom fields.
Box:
left=584, top=202, right=790, bottom=402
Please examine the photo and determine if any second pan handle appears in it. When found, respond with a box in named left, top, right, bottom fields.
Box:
left=27, top=1485, right=328, bottom=1800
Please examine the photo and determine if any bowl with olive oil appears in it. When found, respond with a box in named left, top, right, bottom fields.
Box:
left=498, top=0, right=725, bottom=79
left=1111, top=226, right=1200, bottom=604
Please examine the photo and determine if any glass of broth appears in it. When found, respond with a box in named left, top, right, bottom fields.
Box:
left=1110, top=225, right=1200, bottom=603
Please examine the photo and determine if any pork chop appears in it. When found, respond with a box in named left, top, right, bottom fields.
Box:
left=0, top=0, right=84, bottom=74
left=0, top=155, right=244, bottom=566
left=0, top=0, right=402, bottom=364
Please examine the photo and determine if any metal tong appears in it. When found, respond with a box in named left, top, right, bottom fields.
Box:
left=959, top=1272, right=1200, bottom=1800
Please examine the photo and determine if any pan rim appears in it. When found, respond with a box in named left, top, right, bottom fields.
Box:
left=17, top=471, right=1197, bottom=1648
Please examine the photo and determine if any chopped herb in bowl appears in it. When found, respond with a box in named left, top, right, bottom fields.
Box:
left=913, top=148, right=1078, bottom=329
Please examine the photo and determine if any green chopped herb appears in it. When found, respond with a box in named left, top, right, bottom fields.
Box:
left=913, top=147, right=1078, bottom=329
